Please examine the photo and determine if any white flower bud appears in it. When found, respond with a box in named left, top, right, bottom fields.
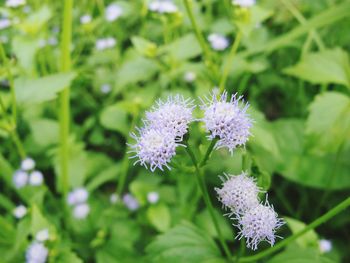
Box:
left=13, top=205, right=27, bottom=219
left=29, top=171, right=44, bottom=186
left=13, top=170, right=28, bottom=188
left=21, top=157, right=35, bottom=171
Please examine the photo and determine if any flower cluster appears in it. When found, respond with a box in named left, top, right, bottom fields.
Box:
left=216, top=172, right=284, bottom=250
left=26, top=229, right=50, bottom=263
left=67, top=187, right=90, bottom=219
left=129, top=95, right=194, bottom=172
left=148, top=0, right=178, bottom=14
left=208, top=33, right=229, bottom=51
left=95, top=37, right=117, bottom=50
left=201, top=91, right=252, bottom=154
left=13, top=157, right=44, bottom=189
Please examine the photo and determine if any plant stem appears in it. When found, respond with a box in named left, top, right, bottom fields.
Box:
left=238, top=196, right=350, bottom=262
left=59, top=0, right=73, bottom=197
left=10, top=132, right=26, bottom=159
left=117, top=110, right=139, bottom=196
left=199, top=138, right=218, bottom=167
left=183, top=0, right=212, bottom=62
left=0, top=43, right=16, bottom=123
left=219, top=31, right=242, bottom=93
left=185, top=146, right=233, bottom=260
left=183, top=0, right=220, bottom=83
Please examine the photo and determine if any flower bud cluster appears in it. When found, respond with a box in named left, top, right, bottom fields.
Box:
left=26, top=229, right=50, bottom=263
left=67, top=187, right=90, bottom=219
left=216, top=172, right=284, bottom=250
left=13, top=157, right=44, bottom=189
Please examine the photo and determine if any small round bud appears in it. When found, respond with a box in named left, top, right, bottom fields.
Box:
left=147, top=191, right=159, bottom=204
left=73, top=203, right=90, bottom=219
left=29, top=171, right=44, bottom=186
left=208, top=33, right=229, bottom=51
left=35, top=229, right=49, bottom=242
left=319, top=239, right=332, bottom=253
left=123, top=193, right=139, bottom=211
left=25, top=242, right=48, bottom=263
left=13, top=205, right=27, bottom=219
left=13, top=170, right=28, bottom=188
left=21, top=157, right=35, bottom=171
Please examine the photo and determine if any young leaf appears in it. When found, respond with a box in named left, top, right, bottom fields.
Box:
left=146, top=221, right=223, bottom=263
left=283, top=48, right=350, bottom=88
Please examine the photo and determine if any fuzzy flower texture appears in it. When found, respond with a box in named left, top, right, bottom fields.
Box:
left=201, top=91, right=252, bottom=154
left=129, top=95, right=194, bottom=172
left=216, top=172, right=284, bottom=250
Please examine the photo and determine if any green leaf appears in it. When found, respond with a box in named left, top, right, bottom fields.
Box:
left=55, top=249, right=83, bottom=263
left=195, top=209, right=234, bottom=241
left=86, top=164, right=120, bottom=193
left=147, top=203, right=171, bottom=232
left=283, top=48, right=350, bottom=88
left=146, top=221, right=222, bottom=263
left=161, top=34, right=202, bottom=61
left=285, top=217, right=318, bottom=248
left=131, top=36, right=158, bottom=58
left=29, top=118, right=59, bottom=148
left=306, top=92, right=350, bottom=153
left=17, top=6, right=52, bottom=35
left=15, top=72, right=76, bottom=105
left=268, top=246, right=335, bottom=263
left=99, top=103, right=129, bottom=136
left=272, top=119, right=350, bottom=190
left=30, top=205, right=51, bottom=235
left=12, top=36, right=38, bottom=73
left=115, top=56, right=159, bottom=89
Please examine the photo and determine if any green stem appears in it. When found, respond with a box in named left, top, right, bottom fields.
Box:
left=238, top=196, right=350, bottom=262
left=0, top=42, right=17, bottom=124
left=281, top=0, right=325, bottom=51
left=219, top=31, right=242, bottom=93
left=10, top=132, right=26, bottom=159
left=199, top=138, right=218, bottom=167
left=185, top=146, right=233, bottom=260
left=183, top=0, right=212, bottom=62
left=183, top=0, right=220, bottom=83
left=59, top=0, right=73, bottom=197
left=117, top=111, right=139, bottom=195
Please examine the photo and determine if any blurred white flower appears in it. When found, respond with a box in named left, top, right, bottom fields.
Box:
left=123, top=193, right=139, bottom=211
left=38, top=39, right=47, bottom=48
left=105, top=3, right=123, bottom=22
left=95, top=37, right=117, bottom=50
left=73, top=203, right=90, bottom=219
left=100, top=84, right=111, bottom=94
left=184, top=71, right=196, bottom=83
left=147, top=192, right=159, bottom=204
left=21, top=157, right=35, bottom=171
left=35, top=229, right=49, bottom=242
left=29, top=171, right=44, bottom=186
left=208, top=33, right=229, bottom=51
left=148, top=0, right=178, bottom=14
left=0, top=18, right=11, bottom=30
left=110, top=193, right=119, bottom=204
left=13, top=170, right=28, bottom=188
left=26, top=242, right=48, bottom=263
left=13, top=205, right=27, bottom=219
left=47, top=37, right=58, bottom=46
left=319, top=239, right=332, bottom=253
left=80, top=14, right=92, bottom=24
left=67, top=187, right=89, bottom=206
left=232, top=0, right=256, bottom=8
left=23, top=5, right=31, bottom=13
left=6, top=0, right=26, bottom=8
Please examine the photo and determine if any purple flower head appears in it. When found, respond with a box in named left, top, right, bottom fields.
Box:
left=146, top=95, right=195, bottom=140
left=236, top=202, right=284, bottom=250
left=201, top=91, right=252, bottom=154
left=216, top=172, right=260, bottom=215
left=129, top=128, right=181, bottom=172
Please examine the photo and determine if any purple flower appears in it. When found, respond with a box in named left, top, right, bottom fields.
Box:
left=216, top=172, right=260, bottom=215
left=236, top=202, right=284, bottom=250
left=129, top=128, right=181, bottom=172
left=146, top=95, right=195, bottom=140
left=201, top=91, right=252, bottom=154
